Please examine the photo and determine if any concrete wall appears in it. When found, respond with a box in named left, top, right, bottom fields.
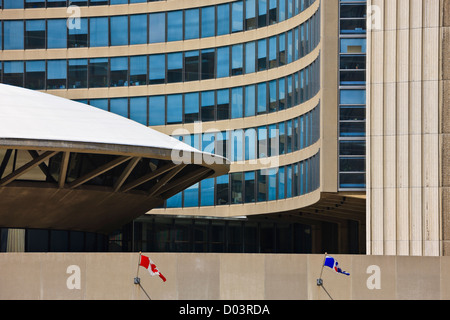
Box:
left=0, top=253, right=449, bottom=300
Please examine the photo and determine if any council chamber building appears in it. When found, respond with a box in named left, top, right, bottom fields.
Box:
left=0, top=0, right=446, bottom=257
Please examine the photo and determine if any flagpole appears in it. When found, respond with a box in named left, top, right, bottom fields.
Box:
left=316, top=252, right=333, bottom=300
left=134, top=251, right=152, bottom=300
left=318, top=252, right=327, bottom=281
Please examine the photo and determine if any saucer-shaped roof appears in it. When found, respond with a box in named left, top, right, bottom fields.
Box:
left=0, top=84, right=229, bottom=233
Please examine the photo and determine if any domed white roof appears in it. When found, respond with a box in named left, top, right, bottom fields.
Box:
left=0, top=84, right=201, bottom=156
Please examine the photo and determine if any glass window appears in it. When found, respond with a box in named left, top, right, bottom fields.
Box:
left=245, top=85, right=256, bottom=117
left=68, top=18, right=88, bottom=48
left=110, top=98, right=128, bottom=118
left=201, top=49, right=215, bottom=80
left=245, top=42, right=256, bottom=74
left=4, top=21, right=24, bottom=50
left=184, top=92, right=199, bottom=123
left=279, top=0, right=286, bottom=21
left=287, top=30, right=293, bottom=63
left=168, top=11, right=183, bottom=42
left=185, top=8, right=199, bottom=40
left=25, top=0, right=45, bottom=7
left=216, top=175, right=229, bottom=205
left=293, top=163, right=299, bottom=196
left=231, top=129, right=243, bottom=162
left=90, top=17, right=108, bottom=47
left=232, top=44, right=243, bottom=76
left=286, top=119, right=292, bottom=153
left=25, top=60, right=45, bottom=90
left=258, top=0, right=268, bottom=28
left=339, top=172, right=366, bottom=189
left=231, top=173, right=243, bottom=204
left=257, top=83, right=267, bottom=114
left=268, top=168, right=277, bottom=201
left=245, top=0, right=257, bottom=30
left=184, top=183, right=199, bottom=207
left=68, top=59, right=87, bottom=89
left=149, top=13, right=166, bottom=43
left=3, top=61, right=24, bottom=87
left=47, top=0, right=67, bottom=7
left=130, top=14, right=148, bottom=45
left=47, top=19, right=67, bottom=49
left=217, top=47, right=230, bottom=78
left=130, top=97, right=147, bottom=126
left=185, top=51, right=199, bottom=82
left=257, top=126, right=268, bottom=158
left=279, top=122, right=286, bottom=154
left=340, top=38, right=366, bottom=54
left=279, top=78, right=286, bottom=110
left=216, top=131, right=229, bottom=160
left=130, top=55, right=147, bottom=86
left=111, top=16, right=128, bottom=46
left=269, top=0, right=277, bottom=24
left=269, top=36, right=277, bottom=68
left=244, top=171, right=256, bottom=203
left=217, top=89, right=230, bottom=120
left=257, top=170, right=267, bottom=201
left=90, top=98, right=108, bottom=111
left=25, top=20, right=45, bottom=50
left=217, top=3, right=230, bottom=36
left=167, top=53, right=183, bottom=83
left=200, top=178, right=214, bottom=206
left=287, top=75, right=293, bottom=108
left=268, top=123, right=278, bottom=157
left=4, top=0, right=24, bottom=8
left=149, top=96, right=165, bottom=126
left=269, top=80, right=277, bottom=112
left=149, top=54, right=165, bottom=84
left=286, top=164, right=292, bottom=198
left=231, top=87, right=243, bottom=119
left=279, top=33, right=286, bottom=66
left=340, top=122, right=366, bottom=137
left=278, top=166, right=285, bottom=199
left=47, top=60, right=67, bottom=90
left=201, top=6, right=215, bottom=38
left=258, top=39, right=267, bottom=71
left=244, top=128, right=256, bottom=160
left=201, top=91, right=215, bottom=122
left=232, top=1, right=244, bottom=33
left=202, top=132, right=215, bottom=154
left=167, top=94, right=182, bottom=124
left=166, top=192, right=182, bottom=208
left=340, top=89, right=366, bottom=105
left=89, top=58, right=108, bottom=88
left=110, top=57, right=128, bottom=87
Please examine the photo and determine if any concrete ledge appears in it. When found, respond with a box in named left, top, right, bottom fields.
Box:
left=0, top=253, right=449, bottom=300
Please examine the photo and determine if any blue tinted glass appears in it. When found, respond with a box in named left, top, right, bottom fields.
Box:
left=149, top=13, right=166, bottom=43
left=245, top=42, right=256, bottom=74
left=278, top=166, right=285, bottom=199
left=184, top=92, right=199, bottom=123
left=286, top=165, right=292, bottom=198
left=257, top=83, right=267, bottom=114
left=168, top=11, right=183, bottom=42
left=167, top=94, right=182, bottom=124
left=232, top=1, right=244, bottom=33
left=340, top=38, right=366, bottom=53
left=268, top=168, right=277, bottom=201
left=47, top=60, right=67, bottom=89
left=130, top=97, right=147, bottom=125
left=4, top=21, right=24, bottom=50
left=200, top=178, right=214, bottom=206
left=185, top=8, right=199, bottom=40
left=90, top=17, right=108, bottom=47
left=340, top=89, right=366, bottom=104
left=110, top=98, right=128, bottom=118
left=231, top=87, right=243, bottom=119
left=258, top=39, right=267, bottom=71
left=231, top=129, right=243, bottom=161
left=279, top=0, right=286, bottom=21
left=245, top=85, right=256, bottom=117
left=4, top=0, right=24, bottom=8
left=110, top=0, right=127, bottom=3
left=111, top=16, right=128, bottom=46
left=245, top=128, right=256, bottom=160
left=217, top=4, right=230, bottom=35
left=130, top=14, right=148, bottom=45
left=149, top=54, right=165, bottom=84
left=90, top=99, right=108, bottom=111
left=47, top=19, right=67, bottom=49
left=149, top=96, right=165, bottom=126
left=130, top=55, right=147, bottom=86
left=201, top=6, right=215, bottom=38
left=166, top=192, right=182, bottom=208
left=184, top=183, right=199, bottom=207
left=232, top=44, right=243, bottom=76
left=217, top=47, right=230, bottom=78
left=167, top=52, right=182, bottom=83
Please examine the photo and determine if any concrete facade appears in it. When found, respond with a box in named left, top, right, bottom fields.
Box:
left=366, top=0, right=448, bottom=256
left=0, top=252, right=448, bottom=300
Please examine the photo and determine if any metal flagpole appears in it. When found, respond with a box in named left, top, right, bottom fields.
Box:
left=316, top=252, right=333, bottom=300
left=134, top=251, right=152, bottom=300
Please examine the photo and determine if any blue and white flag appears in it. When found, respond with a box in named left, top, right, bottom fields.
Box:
left=324, top=256, right=350, bottom=276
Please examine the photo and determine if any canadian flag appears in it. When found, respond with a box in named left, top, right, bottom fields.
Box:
left=139, top=255, right=167, bottom=282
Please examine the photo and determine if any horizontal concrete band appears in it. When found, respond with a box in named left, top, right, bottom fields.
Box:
left=0, top=252, right=449, bottom=300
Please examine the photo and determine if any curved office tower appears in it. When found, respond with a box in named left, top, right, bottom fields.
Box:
left=0, top=0, right=366, bottom=253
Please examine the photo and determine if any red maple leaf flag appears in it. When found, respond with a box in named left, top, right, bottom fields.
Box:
left=139, top=255, right=167, bottom=282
